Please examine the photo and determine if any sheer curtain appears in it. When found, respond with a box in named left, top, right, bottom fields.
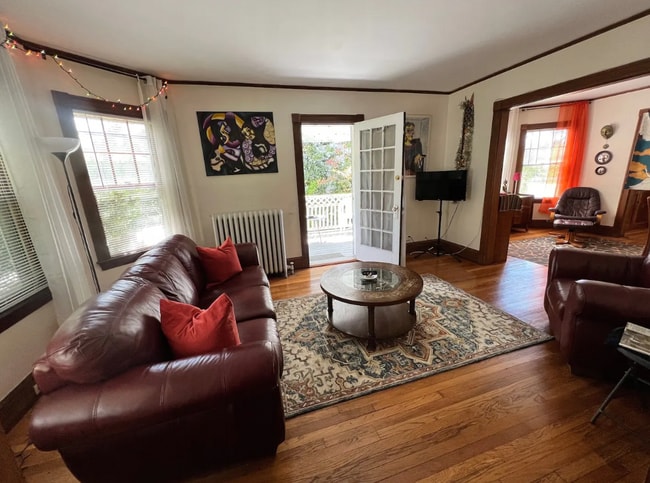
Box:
left=138, top=76, right=197, bottom=240
left=539, top=101, right=589, bottom=214
left=501, top=108, right=521, bottom=192
left=0, top=47, right=95, bottom=321
left=556, top=101, right=589, bottom=193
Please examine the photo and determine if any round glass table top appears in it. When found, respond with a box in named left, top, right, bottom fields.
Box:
left=320, top=261, right=423, bottom=305
left=341, top=267, right=401, bottom=292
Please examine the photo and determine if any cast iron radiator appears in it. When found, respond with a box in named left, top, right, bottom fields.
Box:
left=211, top=209, right=287, bottom=277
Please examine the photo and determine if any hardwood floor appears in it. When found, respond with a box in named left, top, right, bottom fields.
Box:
left=8, top=229, right=650, bottom=482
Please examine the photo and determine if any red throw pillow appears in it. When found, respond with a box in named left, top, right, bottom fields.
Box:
left=197, top=237, right=243, bottom=284
left=160, top=294, right=240, bottom=358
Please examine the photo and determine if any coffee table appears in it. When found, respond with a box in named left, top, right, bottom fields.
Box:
left=320, top=262, right=423, bottom=350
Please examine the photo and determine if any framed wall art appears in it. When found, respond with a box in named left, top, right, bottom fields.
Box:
left=196, top=111, right=278, bottom=176
left=404, top=115, right=431, bottom=176
left=624, top=108, right=650, bottom=190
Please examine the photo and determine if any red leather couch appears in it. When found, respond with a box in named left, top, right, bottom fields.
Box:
left=544, top=246, right=650, bottom=378
left=29, top=234, right=285, bottom=483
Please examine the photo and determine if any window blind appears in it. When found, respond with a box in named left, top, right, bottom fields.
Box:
left=73, top=111, right=165, bottom=259
left=0, top=149, right=48, bottom=315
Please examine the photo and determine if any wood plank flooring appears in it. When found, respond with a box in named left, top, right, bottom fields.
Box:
left=7, top=229, right=650, bottom=482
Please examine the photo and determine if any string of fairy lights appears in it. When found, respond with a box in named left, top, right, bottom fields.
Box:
left=1, top=24, right=168, bottom=111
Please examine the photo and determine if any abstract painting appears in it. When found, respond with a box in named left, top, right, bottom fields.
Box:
left=625, top=108, right=650, bottom=190
left=197, top=111, right=278, bottom=176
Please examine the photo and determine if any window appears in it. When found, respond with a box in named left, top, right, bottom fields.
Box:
left=53, top=91, right=165, bottom=269
left=515, top=123, right=567, bottom=198
left=0, top=148, right=51, bottom=333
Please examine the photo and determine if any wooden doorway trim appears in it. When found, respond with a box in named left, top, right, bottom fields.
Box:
left=291, top=114, right=364, bottom=269
left=481, top=57, right=650, bottom=264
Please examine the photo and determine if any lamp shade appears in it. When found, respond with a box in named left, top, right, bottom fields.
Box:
left=39, top=137, right=81, bottom=158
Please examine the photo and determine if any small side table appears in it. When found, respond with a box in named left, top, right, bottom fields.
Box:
left=591, top=347, right=650, bottom=424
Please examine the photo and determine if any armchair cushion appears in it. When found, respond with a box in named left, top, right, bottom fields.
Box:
left=160, top=295, right=240, bottom=359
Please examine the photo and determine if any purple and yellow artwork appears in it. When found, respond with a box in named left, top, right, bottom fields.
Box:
left=197, top=111, right=278, bottom=176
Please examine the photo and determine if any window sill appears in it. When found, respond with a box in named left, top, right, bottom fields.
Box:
left=0, top=288, right=52, bottom=334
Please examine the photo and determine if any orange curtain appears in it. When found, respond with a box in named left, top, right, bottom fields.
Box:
left=538, top=101, right=589, bottom=214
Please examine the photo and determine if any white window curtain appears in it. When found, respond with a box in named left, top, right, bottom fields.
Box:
left=501, top=108, right=521, bottom=192
left=0, top=47, right=95, bottom=322
left=138, top=76, right=197, bottom=240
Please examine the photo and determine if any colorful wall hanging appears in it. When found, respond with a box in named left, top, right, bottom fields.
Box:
left=624, top=108, right=650, bottom=189
left=455, top=94, right=474, bottom=170
left=197, top=111, right=278, bottom=176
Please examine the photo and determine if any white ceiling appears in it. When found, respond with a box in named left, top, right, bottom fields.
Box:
left=0, top=1, right=648, bottom=92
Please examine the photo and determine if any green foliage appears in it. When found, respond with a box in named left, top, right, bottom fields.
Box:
left=302, top=141, right=352, bottom=195
left=95, top=187, right=162, bottom=253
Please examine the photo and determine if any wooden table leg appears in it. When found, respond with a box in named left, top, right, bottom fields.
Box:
left=367, top=306, right=376, bottom=351
left=409, top=298, right=416, bottom=315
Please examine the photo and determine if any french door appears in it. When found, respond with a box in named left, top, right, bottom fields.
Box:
left=352, top=112, right=405, bottom=264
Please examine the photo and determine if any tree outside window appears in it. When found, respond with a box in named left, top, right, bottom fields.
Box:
left=516, top=123, right=567, bottom=198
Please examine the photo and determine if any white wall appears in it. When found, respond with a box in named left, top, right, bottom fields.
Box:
left=167, top=85, right=449, bottom=255
left=444, top=15, right=650, bottom=249
left=580, top=87, right=650, bottom=224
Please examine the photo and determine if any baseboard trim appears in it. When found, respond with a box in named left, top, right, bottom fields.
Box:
left=0, top=374, right=37, bottom=433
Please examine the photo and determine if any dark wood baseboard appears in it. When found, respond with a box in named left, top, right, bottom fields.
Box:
left=0, top=375, right=37, bottom=433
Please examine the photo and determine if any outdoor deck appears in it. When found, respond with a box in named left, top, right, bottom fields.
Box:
left=308, top=229, right=354, bottom=265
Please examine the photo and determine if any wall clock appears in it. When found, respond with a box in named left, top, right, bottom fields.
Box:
left=595, top=150, right=612, bottom=165
left=595, top=166, right=607, bottom=175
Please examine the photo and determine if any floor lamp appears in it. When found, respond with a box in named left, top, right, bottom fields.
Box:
left=40, top=137, right=101, bottom=294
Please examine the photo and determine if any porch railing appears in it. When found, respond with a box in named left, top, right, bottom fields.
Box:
left=306, top=193, right=352, bottom=233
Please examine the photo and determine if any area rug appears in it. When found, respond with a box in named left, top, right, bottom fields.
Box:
left=508, top=235, right=644, bottom=266
left=276, top=274, right=552, bottom=418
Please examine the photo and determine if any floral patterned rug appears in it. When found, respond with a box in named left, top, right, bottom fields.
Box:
left=508, top=235, right=644, bottom=266
left=276, top=274, right=552, bottom=418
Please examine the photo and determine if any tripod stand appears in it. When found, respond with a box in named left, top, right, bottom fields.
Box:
left=412, top=199, right=461, bottom=261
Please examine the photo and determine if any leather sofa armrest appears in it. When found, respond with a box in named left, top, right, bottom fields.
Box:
left=30, top=341, right=281, bottom=451
left=235, top=243, right=261, bottom=267
left=565, top=280, right=650, bottom=320
left=547, top=248, right=644, bottom=286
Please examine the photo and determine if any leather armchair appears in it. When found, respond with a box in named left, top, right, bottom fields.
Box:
left=549, top=187, right=606, bottom=248
left=544, top=246, right=650, bottom=378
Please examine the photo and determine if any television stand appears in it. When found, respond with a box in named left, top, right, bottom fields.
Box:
left=411, top=199, right=461, bottom=262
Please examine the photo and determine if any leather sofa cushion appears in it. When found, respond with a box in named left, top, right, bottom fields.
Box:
left=39, top=278, right=170, bottom=388
left=122, top=249, right=199, bottom=305
left=199, top=282, right=275, bottom=322
left=157, top=234, right=207, bottom=290
left=237, top=318, right=283, bottom=373
left=638, top=256, right=650, bottom=288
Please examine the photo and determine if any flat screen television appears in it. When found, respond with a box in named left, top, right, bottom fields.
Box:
left=415, top=170, right=467, bottom=201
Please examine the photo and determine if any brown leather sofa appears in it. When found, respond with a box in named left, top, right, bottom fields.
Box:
left=544, top=246, right=650, bottom=379
left=29, top=234, right=285, bottom=483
